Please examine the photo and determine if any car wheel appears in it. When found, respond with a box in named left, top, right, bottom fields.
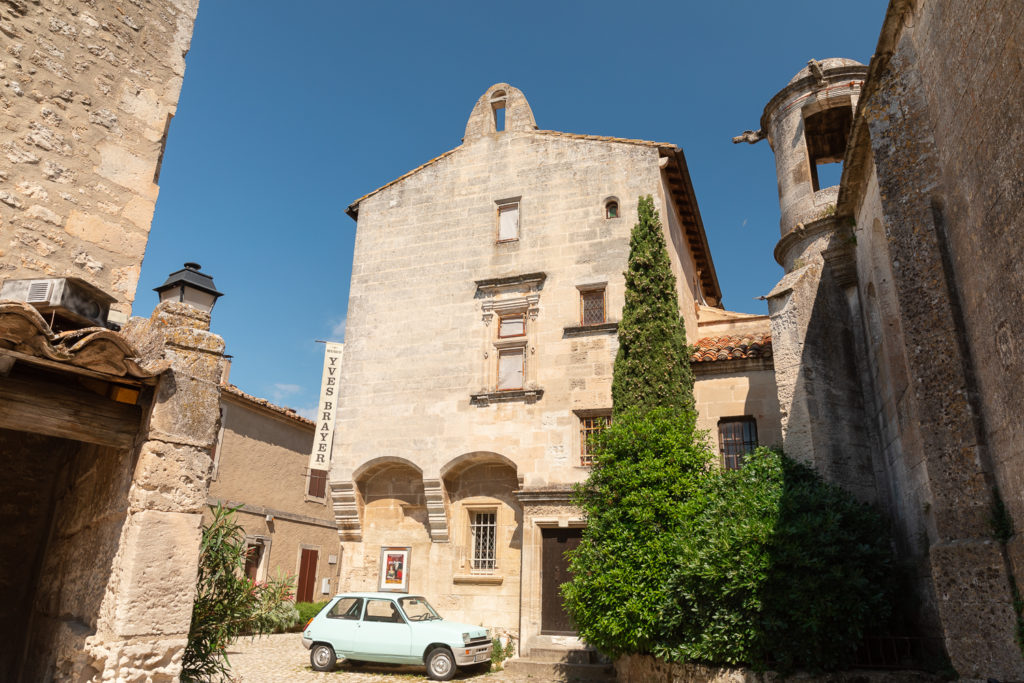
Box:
left=310, top=643, right=337, bottom=672
left=426, top=646, right=456, bottom=681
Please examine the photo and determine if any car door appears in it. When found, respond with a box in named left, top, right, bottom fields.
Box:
left=321, top=597, right=363, bottom=654
left=348, top=598, right=415, bottom=663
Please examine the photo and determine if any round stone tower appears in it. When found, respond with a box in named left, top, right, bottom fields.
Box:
left=760, top=58, right=867, bottom=237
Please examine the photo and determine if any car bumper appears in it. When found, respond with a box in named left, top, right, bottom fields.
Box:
left=301, top=635, right=312, bottom=650
left=453, top=643, right=492, bottom=666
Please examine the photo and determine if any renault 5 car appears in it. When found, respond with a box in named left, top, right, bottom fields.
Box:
left=301, top=592, right=491, bottom=680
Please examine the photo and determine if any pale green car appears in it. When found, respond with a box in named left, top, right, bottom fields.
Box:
left=301, top=592, right=491, bottom=680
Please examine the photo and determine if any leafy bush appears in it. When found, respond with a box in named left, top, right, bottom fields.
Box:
left=563, top=408, right=714, bottom=656
left=295, top=600, right=330, bottom=628
left=264, top=598, right=301, bottom=634
left=657, top=449, right=894, bottom=671
left=181, top=505, right=294, bottom=682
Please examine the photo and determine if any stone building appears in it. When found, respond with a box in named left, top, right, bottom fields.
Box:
left=736, top=0, right=1024, bottom=678
left=0, top=2, right=215, bottom=681
left=331, top=83, right=780, bottom=657
left=208, top=383, right=342, bottom=604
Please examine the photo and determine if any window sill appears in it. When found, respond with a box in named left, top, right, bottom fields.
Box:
left=562, top=322, right=618, bottom=337
left=470, top=388, right=544, bottom=406
left=453, top=573, right=504, bottom=585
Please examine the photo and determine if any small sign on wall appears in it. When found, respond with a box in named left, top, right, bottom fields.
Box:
left=321, top=577, right=330, bottom=595
left=328, top=554, right=338, bottom=565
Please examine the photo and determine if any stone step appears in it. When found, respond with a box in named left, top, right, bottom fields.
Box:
left=502, top=658, right=617, bottom=682
left=528, top=647, right=594, bottom=663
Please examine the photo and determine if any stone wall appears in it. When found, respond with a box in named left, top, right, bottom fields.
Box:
left=844, top=1, right=1024, bottom=677
left=615, top=654, right=943, bottom=683
left=208, top=394, right=340, bottom=600
left=0, top=0, right=199, bottom=318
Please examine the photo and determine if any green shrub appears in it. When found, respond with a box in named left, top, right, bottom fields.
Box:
left=563, top=408, right=714, bottom=656
left=657, top=449, right=894, bottom=671
left=295, top=600, right=330, bottom=628
left=264, top=598, right=300, bottom=634
left=181, top=505, right=294, bottom=682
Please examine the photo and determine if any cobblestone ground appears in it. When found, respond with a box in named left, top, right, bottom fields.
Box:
left=225, top=633, right=545, bottom=683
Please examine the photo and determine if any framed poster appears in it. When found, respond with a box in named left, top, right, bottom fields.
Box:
left=378, top=546, right=411, bottom=593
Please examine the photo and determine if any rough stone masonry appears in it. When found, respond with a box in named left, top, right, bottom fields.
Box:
left=0, top=0, right=199, bottom=320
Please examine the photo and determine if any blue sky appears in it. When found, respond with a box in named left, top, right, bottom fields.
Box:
left=137, top=1, right=888, bottom=417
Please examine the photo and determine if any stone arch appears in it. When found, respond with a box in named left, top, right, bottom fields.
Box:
left=442, top=453, right=524, bottom=577
left=356, top=459, right=432, bottom=552
left=464, top=83, right=537, bottom=141
left=352, top=455, right=423, bottom=483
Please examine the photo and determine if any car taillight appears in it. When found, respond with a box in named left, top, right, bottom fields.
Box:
left=303, top=618, right=314, bottom=632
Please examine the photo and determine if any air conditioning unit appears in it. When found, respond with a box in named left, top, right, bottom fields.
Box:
left=0, top=277, right=116, bottom=330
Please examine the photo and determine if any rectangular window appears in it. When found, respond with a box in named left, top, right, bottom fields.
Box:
left=580, top=289, right=606, bottom=325
left=307, top=468, right=328, bottom=498
left=244, top=541, right=263, bottom=580
left=497, top=348, right=524, bottom=390
left=719, top=417, right=758, bottom=470
left=497, top=202, right=519, bottom=242
left=470, top=511, right=497, bottom=572
left=498, top=313, right=525, bottom=338
left=580, top=413, right=611, bottom=466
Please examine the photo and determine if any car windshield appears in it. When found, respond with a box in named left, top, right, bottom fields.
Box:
left=398, top=596, right=442, bottom=621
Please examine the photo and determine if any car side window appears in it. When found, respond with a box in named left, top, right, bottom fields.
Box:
left=363, top=599, right=405, bottom=623
left=327, top=597, right=363, bottom=620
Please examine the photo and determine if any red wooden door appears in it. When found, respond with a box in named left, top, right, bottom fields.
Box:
left=297, top=548, right=318, bottom=603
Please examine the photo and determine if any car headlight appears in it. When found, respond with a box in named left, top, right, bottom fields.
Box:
left=462, top=632, right=471, bottom=645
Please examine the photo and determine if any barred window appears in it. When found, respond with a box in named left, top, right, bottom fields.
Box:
left=580, top=413, right=611, bottom=466
left=719, top=417, right=758, bottom=470
left=580, top=289, right=605, bottom=326
left=470, top=511, right=497, bottom=572
left=307, top=468, right=328, bottom=498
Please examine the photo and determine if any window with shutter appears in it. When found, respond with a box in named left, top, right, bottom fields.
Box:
left=497, top=202, right=519, bottom=242
left=497, top=348, right=524, bottom=390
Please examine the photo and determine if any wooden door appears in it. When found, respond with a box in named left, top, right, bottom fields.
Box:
left=297, top=548, right=318, bottom=603
left=540, top=527, right=582, bottom=634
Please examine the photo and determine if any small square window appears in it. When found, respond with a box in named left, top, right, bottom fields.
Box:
left=470, top=511, right=497, bottom=572
left=719, top=417, right=758, bottom=470
left=497, top=348, right=524, bottom=391
left=580, top=289, right=606, bottom=326
left=497, top=202, right=519, bottom=242
left=605, top=200, right=618, bottom=219
left=498, top=314, right=525, bottom=338
left=579, top=413, right=611, bottom=466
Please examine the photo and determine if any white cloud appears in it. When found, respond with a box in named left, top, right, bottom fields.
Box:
left=273, top=383, right=301, bottom=395
left=295, top=403, right=318, bottom=420
left=741, top=218, right=748, bottom=228
left=330, top=315, right=347, bottom=340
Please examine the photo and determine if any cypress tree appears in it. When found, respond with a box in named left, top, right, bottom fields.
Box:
left=611, top=195, right=694, bottom=417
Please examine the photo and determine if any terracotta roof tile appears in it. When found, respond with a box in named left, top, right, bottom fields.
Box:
left=222, top=384, right=315, bottom=426
left=691, top=333, right=773, bottom=363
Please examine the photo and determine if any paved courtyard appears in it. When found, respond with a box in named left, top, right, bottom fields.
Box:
left=225, top=633, right=545, bottom=682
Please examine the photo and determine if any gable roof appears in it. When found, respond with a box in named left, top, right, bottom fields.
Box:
left=344, top=130, right=722, bottom=305
left=691, top=332, right=773, bottom=363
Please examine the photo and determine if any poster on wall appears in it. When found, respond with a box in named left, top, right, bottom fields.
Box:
left=378, top=546, right=411, bottom=593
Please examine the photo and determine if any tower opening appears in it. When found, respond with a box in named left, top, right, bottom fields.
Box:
left=804, top=105, right=853, bottom=191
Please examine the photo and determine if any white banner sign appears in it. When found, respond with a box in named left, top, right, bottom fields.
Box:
left=309, top=342, right=343, bottom=471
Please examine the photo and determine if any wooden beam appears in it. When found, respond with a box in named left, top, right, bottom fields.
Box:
left=0, top=373, right=142, bottom=449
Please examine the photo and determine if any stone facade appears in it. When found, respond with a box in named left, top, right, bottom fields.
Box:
left=0, top=300, right=225, bottom=682
left=208, top=385, right=342, bottom=602
left=0, top=2, right=208, bottom=680
left=0, top=0, right=199, bottom=320
left=331, top=83, right=773, bottom=657
left=739, top=0, right=1024, bottom=678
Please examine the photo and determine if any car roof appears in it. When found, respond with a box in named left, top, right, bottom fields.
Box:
left=330, top=592, right=425, bottom=600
